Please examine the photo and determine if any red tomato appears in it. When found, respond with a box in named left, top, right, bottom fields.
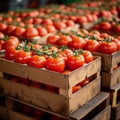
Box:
left=42, top=18, right=53, bottom=25
left=57, top=34, right=72, bottom=46
left=62, top=69, right=71, bottom=74
left=69, top=35, right=86, bottom=49
left=59, top=48, right=73, bottom=58
left=15, top=50, right=32, bottom=64
left=46, top=56, right=65, bottom=73
left=37, top=26, right=48, bottom=36
left=83, top=50, right=93, bottom=63
left=54, top=21, right=67, bottom=30
left=5, top=25, right=16, bottom=35
left=13, top=26, right=25, bottom=37
left=67, top=54, right=85, bottom=70
left=23, top=27, right=39, bottom=39
left=5, top=46, right=18, bottom=60
left=28, top=55, right=47, bottom=68
left=77, top=16, right=87, bottom=24
left=112, top=38, right=120, bottom=51
left=84, top=40, right=100, bottom=52
left=33, top=17, right=42, bottom=24
left=3, top=36, right=20, bottom=49
left=46, top=25, right=56, bottom=33
left=0, top=23, right=7, bottom=32
left=47, top=34, right=60, bottom=45
left=99, top=41, right=117, bottom=54
left=79, top=78, right=90, bottom=87
left=99, top=22, right=112, bottom=32
left=72, top=85, right=81, bottom=93
left=65, top=20, right=75, bottom=27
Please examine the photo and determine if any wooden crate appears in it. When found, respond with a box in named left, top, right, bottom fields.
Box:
left=0, top=92, right=111, bottom=120
left=102, top=82, right=120, bottom=120
left=93, top=51, right=120, bottom=73
left=93, top=51, right=120, bottom=88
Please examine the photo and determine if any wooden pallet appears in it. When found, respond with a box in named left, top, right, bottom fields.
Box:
left=0, top=92, right=111, bottom=120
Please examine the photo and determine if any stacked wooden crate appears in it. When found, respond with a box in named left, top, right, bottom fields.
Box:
left=93, top=51, right=120, bottom=120
left=0, top=53, right=111, bottom=119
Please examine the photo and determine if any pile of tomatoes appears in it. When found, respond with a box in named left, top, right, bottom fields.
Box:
left=47, top=29, right=120, bottom=54
left=4, top=40, right=93, bottom=73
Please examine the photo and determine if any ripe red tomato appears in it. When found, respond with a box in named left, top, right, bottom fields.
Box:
left=84, top=40, right=100, bottom=52
left=69, top=35, right=86, bottom=49
left=33, top=17, right=42, bottom=24
left=42, top=18, right=53, bottom=25
left=57, top=34, right=72, bottom=46
left=65, top=20, right=75, bottom=27
left=46, top=25, right=56, bottom=33
left=78, top=78, right=90, bottom=87
left=83, top=50, right=93, bottom=63
left=67, top=54, right=85, bottom=70
left=0, top=22, right=7, bottom=32
left=3, top=36, right=20, bottom=49
left=99, top=21, right=112, bottom=32
left=28, top=55, right=47, bottom=68
left=5, top=25, right=16, bottom=35
left=47, top=34, right=60, bottom=45
left=112, top=38, right=120, bottom=51
left=77, top=16, right=87, bottom=24
left=72, top=85, right=81, bottom=93
left=14, top=50, right=32, bottom=64
left=46, top=56, right=65, bottom=73
left=13, top=26, right=25, bottom=38
left=23, top=27, right=39, bottom=39
left=54, top=21, right=67, bottom=30
left=37, top=26, right=48, bottom=36
left=5, top=46, right=18, bottom=60
left=99, top=41, right=117, bottom=54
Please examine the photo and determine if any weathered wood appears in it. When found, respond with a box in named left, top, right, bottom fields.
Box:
left=92, top=106, right=111, bottom=120
left=101, top=67, right=120, bottom=88
left=70, top=92, right=109, bottom=120
left=93, top=51, right=120, bottom=73
left=0, top=77, right=101, bottom=117
left=110, top=82, right=120, bottom=108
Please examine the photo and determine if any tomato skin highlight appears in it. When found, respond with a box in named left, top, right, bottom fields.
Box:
left=28, top=55, right=47, bottom=68
left=46, top=56, right=65, bottom=73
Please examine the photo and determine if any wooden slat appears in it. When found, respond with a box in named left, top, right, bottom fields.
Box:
left=92, top=106, right=111, bottom=120
left=70, top=92, right=109, bottom=120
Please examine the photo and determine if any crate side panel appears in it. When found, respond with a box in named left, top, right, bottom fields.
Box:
left=69, top=77, right=101, bottom=114
left=0, top=78, right=68, bottom=116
